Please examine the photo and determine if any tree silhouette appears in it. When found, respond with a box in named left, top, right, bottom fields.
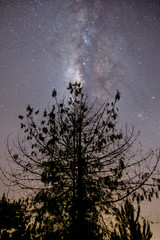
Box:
left=0, top=194, right=31, bottom=239
left=2, top=82, right=160, bottom=239
left=109, top=199, right=152, bottom=240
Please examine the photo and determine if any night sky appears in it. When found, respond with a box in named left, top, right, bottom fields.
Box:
left=0, top=0, right=160, bottom=238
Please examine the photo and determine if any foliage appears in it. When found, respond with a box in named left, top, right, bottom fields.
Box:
left=2, top=82, right=160, bottom=239
left=108, top=199, right=152, bottom=240
left=0, top=194, right=31, bottom=239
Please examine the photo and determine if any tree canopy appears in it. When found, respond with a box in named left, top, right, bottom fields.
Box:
left=1, top=82, right=160, bottom=239
left=0, top=194, right=31, bottom=239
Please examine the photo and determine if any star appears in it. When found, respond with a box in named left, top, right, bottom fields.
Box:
left=0, top=0, right=160, bottom=237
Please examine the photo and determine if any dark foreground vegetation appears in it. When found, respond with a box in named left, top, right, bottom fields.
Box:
left=1, top=82, right=159, bottom=239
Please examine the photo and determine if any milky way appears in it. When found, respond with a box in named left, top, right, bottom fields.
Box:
left=0, top=0, right=160, bottom=238
left=54, top=0, right=131, bottom=96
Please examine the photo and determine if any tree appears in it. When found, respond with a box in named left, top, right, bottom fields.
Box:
left=0, top=194, right=31, bottom=239
left=108, top=199, right=152, bottom=240
left=2, top=82, right=160, bottom=239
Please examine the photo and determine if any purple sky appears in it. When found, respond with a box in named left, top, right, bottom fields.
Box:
left=0, top=0, right=160, bottom=238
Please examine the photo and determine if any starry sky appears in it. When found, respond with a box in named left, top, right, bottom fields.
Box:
left=0, top=0, right=160, bottom=238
